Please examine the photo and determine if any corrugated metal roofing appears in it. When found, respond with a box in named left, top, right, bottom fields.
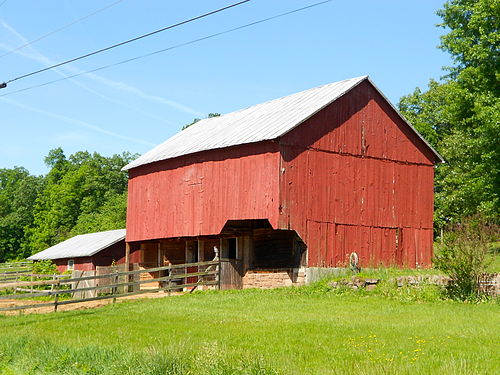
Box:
left=28, top=229, right=126, bottom=260
left=123, top=76, right=443, bottom=171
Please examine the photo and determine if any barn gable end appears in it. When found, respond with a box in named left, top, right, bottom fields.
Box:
left=280, top=80, right=438, bottom=165
left=278, top=80, right=435, bottom=268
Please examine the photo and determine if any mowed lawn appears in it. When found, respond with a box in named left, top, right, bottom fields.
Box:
left=0, top=287, right=498, bottom=375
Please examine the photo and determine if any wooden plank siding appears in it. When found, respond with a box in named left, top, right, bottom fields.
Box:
left=127, top=142, right=281, bottom=242
left=126, top=80, right=437, bottom=269
left=52, top=241, right=141, bottom=273
left=278, top=81, right=435, bottom=268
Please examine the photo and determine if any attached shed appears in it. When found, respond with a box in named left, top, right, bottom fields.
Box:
left=28, top=229, right=132, bottom=273
left=123, top=76, right=443, bottom=288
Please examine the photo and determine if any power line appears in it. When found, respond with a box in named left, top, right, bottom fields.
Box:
left=0, top=0, right=333, bottom=98
left=0, top=0, right=127, bottom=59
left=0, top=0, right=8, bottom=10
left=1, top=0, right=251, bottom=86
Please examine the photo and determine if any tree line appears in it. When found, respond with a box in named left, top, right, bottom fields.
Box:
left=0, top=149, right=136, bottom=262
left=0, top=0, right=497, bottom=261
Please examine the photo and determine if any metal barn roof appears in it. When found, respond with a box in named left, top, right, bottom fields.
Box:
left=123, top=76, right=443, bottom=171
left=28, top=229, right=126, bottom=260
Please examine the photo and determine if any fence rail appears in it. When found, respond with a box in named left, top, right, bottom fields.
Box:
left=0, top=260, right=220, bottom=313
left=0, top=261, right=33, bottom=283
left=0, top=261, right=32, bottom=269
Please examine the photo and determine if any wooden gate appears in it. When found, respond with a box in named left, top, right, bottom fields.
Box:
left=220, top=259, right=243, bottom=289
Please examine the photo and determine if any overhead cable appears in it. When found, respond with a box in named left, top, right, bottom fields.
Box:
left=0, top=0, right=251, bottom=87
left=0, top=0, right=127, bottom=58
left=0, top=0, right=333, bottom=97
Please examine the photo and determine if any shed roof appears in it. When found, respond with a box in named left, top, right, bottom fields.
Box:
left=123, top=76, right=443, bottom=171
left=28, top=229, right=126, bottom=261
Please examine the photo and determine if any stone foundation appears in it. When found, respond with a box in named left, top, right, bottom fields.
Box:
left=242, top=268, right=305, bottom=289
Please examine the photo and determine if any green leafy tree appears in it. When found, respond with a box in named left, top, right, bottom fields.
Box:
left=182, top=112, right=220, bottom=130
left=71, top=191, right=128, bottom=235
left=0, top=167, right=44, bottom=261
left=26, top=150, right=136, bottom=253
left=399, top=0, right=499, bottom=229
left=0, top=149, right=136, bottom=260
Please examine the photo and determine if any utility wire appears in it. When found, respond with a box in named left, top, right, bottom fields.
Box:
left=1, top=0, right=251, bottom=86
left=0, top=0, right=333, bottom=97
left=0, top=0, right=8, bottom=10
left=0, top=0, right=127, bottom=58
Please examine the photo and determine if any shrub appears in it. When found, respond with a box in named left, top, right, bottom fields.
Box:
left=433, top=216, right=499, bottom=300
left=32, top=259, right=57, bottom=275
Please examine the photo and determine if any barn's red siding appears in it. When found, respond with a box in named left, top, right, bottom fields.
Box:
left=126, top=142, right=281, bottom=242
left=279, top=81, right=435, bottom=267
left=53, top=240, right=136, bottom=273
left=126, top=80, right=437, bottom=269
left=55, top=257, right=93, bottom=273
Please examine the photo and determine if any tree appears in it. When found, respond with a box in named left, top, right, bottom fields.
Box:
left=71, top=191, right=128, bottom=235
left=0, top=167, right=44, bottom=261
left=0, top=149, right=137, bottom=260
left=398, top=0, right=499, bottom=229
left=26, top=150, right=136, bottom=253
left=182, top=112, right=220, bottom=130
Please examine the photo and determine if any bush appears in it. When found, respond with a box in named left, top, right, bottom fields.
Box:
left=434, top=216, right=499, bottom=300
left=32, top=259, right=57, bottom=275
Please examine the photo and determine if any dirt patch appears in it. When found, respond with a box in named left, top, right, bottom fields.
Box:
left=0, top=291, right=182, bottom=316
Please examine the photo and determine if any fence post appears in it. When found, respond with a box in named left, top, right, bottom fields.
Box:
left=214, top=246, right=221, bottom=290
left=167, top=264, right=172, bottom=297
left=112, top=271, right=119, bottom=303
left=50, top=274, right=56, bottom=292
left=14, top=272, right=19, bottom=293
left=54, top=279, right=60, bottom=312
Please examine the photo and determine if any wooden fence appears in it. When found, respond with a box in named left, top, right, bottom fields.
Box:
left=0, top=261, right=32, bottom=270
left=0, top=260, right=220, bottom=313
left=0, top=261, right=33, bottom=283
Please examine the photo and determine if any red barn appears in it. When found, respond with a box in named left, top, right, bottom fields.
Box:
left=123, top=76, right=443, bottom=288
left=28, top=229, right=132, bottom=273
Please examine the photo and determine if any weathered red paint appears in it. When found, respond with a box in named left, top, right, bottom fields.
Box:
left=127, top=142, right=281, bottom=241
left=52, top=240, right=140, bottom=273
left=278, top=81, right=436, bottom=267
left=126, top=80, right=438, bottom=268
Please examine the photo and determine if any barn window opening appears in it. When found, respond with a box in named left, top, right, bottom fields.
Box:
left=67, top=259, right=74, bottom=271
left=228, top=238, right=237, bottom=259
left=192, top=241, right=199, bottom=263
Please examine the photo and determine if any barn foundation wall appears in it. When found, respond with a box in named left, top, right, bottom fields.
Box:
left=242, top=268, right=306, bottom=289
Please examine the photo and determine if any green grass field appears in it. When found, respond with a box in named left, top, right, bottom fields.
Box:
left=488, top=242, right=500, bottom=272
left=0, top=277, right=498, bottom=375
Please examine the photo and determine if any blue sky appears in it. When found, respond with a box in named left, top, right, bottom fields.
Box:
left=0, top=0, right=451, bottom=175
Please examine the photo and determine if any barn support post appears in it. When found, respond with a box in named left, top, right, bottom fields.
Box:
left=197, top=239, right=204, bottom=286
left=125, top=242, right=131, bottom=292
left=185, top=241, right=190, bottom=287
left=157, top=242, right=161, bottom=267
left=125, top=242, right=130, bottom=271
